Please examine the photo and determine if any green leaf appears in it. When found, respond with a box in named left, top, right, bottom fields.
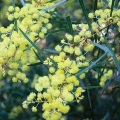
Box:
left=14, top=19, right=18, bottom=31
left=19, top=27, right=57, bottom=68
left=33, top=49, right=43, bottom=62
left=94, top=65, right=117, bottom=69
left=93, top=0, right=98, bottom=12
left=66, top=16, right=73, bottom=35
left=76, top=53, right=107, bottom=76
left=110, top=0, right=115, bottom=17
left=19, top=27, right=43, bottom=53
left=103, top=0, right=108, bottom=6
left=23, top=46, right=33, bottom=52
left=104, top=37, right=120, bottom=72
left=85, top=79, right=92, bottom=109
left=20, top=0, right=25, bottom=6
left=12, top=0, right=18, bottom=31
left=87, top=90, right=92, bottom=109
left=93, top=0, right=98, bottom=23
left=44, top=49, right=59, bottom=54
left=78, top=0, right=91, bottom=30
left=90, top=41, right=113, bottom=56
left=95, top=58, right=112, bottom=66
left=12, top=0, right=15, bottom=8
left=32, top=50, right=49, bottom=73
left=93, top=0, right=98, bottom=50
left=46, top=28, right=68, bottom=36
left=83, top=86, right=101, bottom=90
left=102, top=0, right=120, bottom=72
left=9, top=25, right=14, bottom=38
left=114, top=0, right=120, bottom=9
left=27, top=62, right=43, bottom=66
left=44, top=0, right=68, bottom=11
left=50, top=20, right=84, bottom=25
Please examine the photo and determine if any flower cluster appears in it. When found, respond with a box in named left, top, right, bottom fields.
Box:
left=88, top=9, right=120, bottom=33
left=23, top=74, right=84, bottom=119
left=22, top=6, right=120, bottom=119
left=72, top=8, right=120, bottom=86
left=99, top=69, right=113, bottom=86
left=23, top=33, right=87, bottom=119
left=0, top=3, right=52, bottom=82
left=1, top=0, right=120, bottom=120
left=7, top=4, right=52, bottom=39
left=32, top=0, right=57, bottom=10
